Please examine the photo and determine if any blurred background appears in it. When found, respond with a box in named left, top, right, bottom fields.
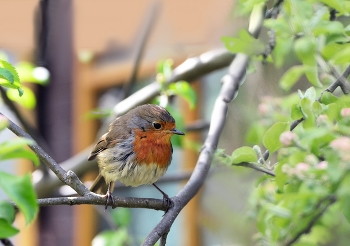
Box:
left=0, top=0, right=283, bottom=245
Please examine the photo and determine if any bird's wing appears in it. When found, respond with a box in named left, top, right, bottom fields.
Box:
left=87, top=133, right=109, bottom=161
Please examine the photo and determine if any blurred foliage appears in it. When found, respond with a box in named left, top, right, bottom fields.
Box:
left=227, top=0, right=350, bottom=91
left=0, top=53, right=50, bottom=109
left=92, top=208, right=132, bottom=246
left=218, top=0, right=350, bottom=244
left=220, top=87, right=350, bottom=245
left=0, top=115, right=39, bottom=238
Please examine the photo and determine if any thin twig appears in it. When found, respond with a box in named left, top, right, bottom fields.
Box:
left=284, top=195, right=337, bottom=246
left=236, top=162, right=275, bottom=176
left=0, top=239, right=14, bottom=246
left=263, top=0, right=284, bottom=59
left=265, top=0, right=284, bottom=19
left=122, top=1, right=160, bottom=98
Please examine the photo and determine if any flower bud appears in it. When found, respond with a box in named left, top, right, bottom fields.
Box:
left=341, top=108, right=350, bottom=117
left=279, top=131, right=297, bottom=146
left=317, top=161, right=328, bottom=170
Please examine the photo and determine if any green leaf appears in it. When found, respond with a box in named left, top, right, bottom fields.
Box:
left=0, top=202, right=18, bottom=238
left=238, top=0, right=268, bottom=15
left=0, top=172, right=38, bottom=224
left=320, top=91, right=339, bottom=105
left=291, top=104, right=303, bottom=120
left=313, top=20, right=344, bottom=36
left=0, top=138, right=35, bottom=159
left=6, top=86, right=36, bottom=109
left=305, top=67, right=322, bottom=88
left=85, top=108, right=112, bottom=120
left=0, top=148, right=39, bottom=166
left=304, top=87, right=316, bottom=101
left=273, top=37, right=294, bottom=67
left=245, top=123, right=266, bottom=145
left=156, top=59, right=173, bottom=81
left=320, top=0, right=346, bottom=14
left=275, top=163, right=287, bottom=190
left=0, top=219, right=19, bottom=238
left=110, top=208, right=131, bottom=227
left=294, top=37, right=316, bottom=66
left=321, top=43, right=344, bottom=61
left=0, top=60, right=20, bottom=82
left=265, top=204, right=292, bottom=218
left=279, top=66, right=307, bottom=91
left=92, top=228, right=129, bottom=246
left=0, top=201, right=15, bottom=224
left=0, top=60, right=22, bottom=96
left=16, top=62, right=49, bottom=85
left=168, top=81, right=197, bottom=109
left=221, top=29, right=265, bottom=56
left=330, top=45, right=350, bottom=65
left=231, top=146, right=258, bottom=164
left=339, top=194, right=350, bottom=223
left=312, top=101, right=322, bottom=116
left=0, top=67, right=14, bottom=84
left=263, top=122, right=289, bottom=153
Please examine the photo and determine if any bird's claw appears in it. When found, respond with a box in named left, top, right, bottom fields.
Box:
left=162, top=193, right=173, bottom=214
left=104, top=190, right=115, bottom=211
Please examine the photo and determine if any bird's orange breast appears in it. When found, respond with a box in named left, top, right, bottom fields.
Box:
left=132, top=129, right=173, bottom=168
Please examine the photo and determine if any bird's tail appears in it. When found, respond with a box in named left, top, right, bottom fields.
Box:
left=89, top=174, right=114, bottom=194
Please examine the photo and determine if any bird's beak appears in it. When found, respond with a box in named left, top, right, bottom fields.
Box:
left=171, top=128, right=185, bottom=135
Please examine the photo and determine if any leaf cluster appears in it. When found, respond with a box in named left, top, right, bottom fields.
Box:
left=224, top=87, right=350, bottom=245
left=0, top=116, right=39, bottom=238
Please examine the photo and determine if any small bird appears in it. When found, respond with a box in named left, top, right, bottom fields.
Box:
left=88, top=104, right=184, bottom=210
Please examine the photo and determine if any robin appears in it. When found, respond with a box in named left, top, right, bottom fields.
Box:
left=88, top=104, right=184, bottom=211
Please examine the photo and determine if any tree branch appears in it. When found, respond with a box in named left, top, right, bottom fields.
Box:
left=36, top=196, right=165, bottom=210
left=1, top=112, right=90, bottom=197
left=122, top=1, right=160, bottom=98
left=0, top=239, right=14, bottom=246
left=142, top=3, right=266, bottom=245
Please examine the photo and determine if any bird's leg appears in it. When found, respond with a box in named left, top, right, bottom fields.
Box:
left=152, top=183, right=173, bottom=213
left=104, top=182, right=114, bottom=210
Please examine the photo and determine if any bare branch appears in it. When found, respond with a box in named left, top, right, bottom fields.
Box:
left=36, top=196, right=165, bottom=210
left=142, top=4, right=266, bottom=245
left=0, top=239, right=14, bottom=246
left=122, top=1, right=160, bottom=98
left=263, top=0, right=284, bottom=59
left=1, top=112, right=90, bottom=196
left=112, top=49, right=234, bottom=118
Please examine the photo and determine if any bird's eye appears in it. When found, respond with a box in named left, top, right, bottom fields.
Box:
left=152, top=122, right=162, bottom=129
